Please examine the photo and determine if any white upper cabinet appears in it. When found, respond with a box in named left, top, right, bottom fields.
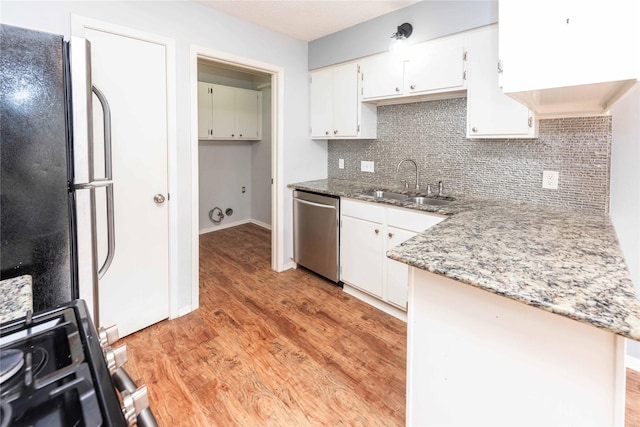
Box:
left=310, top=62, right=377, bottom=139
left=466, top=25, right=537, bottom=138
left=498, top=0, right=640, bottom=116
left=198, top=82, right=262, bottom=141
left=209, top=84, right=235, bottom=139
left=360, top=33, right=467, bottom=103
left=198, top=82, right=214, bottom=139
left=404, top=35, right=466, bottom=95
left=235, top=88, right=261, bottom=140
left=360, top=53, right=405, bottom=99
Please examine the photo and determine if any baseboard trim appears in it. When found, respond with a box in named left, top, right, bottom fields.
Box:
left=343, top=284, right=407, bottom=322
left=627, top=355, right=640, bottom=372
left=250, top=219, right=272, bottom=230
left=199, top=219, right=251, bottom=234
left=199, top=218, right=274, bottom=234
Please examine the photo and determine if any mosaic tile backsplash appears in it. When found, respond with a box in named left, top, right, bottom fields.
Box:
left=328, top=97, right=611, bottom=213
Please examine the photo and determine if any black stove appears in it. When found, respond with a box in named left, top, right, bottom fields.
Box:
left=0, top=300, right=154, bottom=427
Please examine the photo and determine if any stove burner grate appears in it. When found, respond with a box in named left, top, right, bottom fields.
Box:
left=0, top=349, right=23, bottom=385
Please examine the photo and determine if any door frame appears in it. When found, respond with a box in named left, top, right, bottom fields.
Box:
left=189, top=45, right=285, bottom=310
left=71, top=15, right=180, bottom=319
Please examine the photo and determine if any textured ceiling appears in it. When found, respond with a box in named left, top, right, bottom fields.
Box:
left=196, top=0, right=418, bottom=41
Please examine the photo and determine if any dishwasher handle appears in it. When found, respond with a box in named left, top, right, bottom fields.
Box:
left=294, top=198, right=337, bottom=210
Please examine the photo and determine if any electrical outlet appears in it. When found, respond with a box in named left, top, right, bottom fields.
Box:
left=542, top=171, right=559, bottom=190
left=339, top=158, right=344, bottom=169
left=360, top=160, right=375, bottom=173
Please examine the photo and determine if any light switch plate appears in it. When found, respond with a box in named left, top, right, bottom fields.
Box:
left=360, top=160, right=374, bottom=173
left=339, top=158, right=344, bottom=169
left=542, top=171, right=559, bottom=190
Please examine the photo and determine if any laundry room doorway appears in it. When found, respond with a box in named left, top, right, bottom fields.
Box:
left=190, top=46, right=284, bottom=310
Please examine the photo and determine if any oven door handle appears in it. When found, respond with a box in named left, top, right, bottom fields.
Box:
left=112, top=368, right=158, bottom=427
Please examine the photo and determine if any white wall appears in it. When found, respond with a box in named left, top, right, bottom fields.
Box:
left=198, top=142, right=252, bottom=231
left=308, top=0, right=497, bottom=69
left=609, top=83, right=640, bottom=359
left=1, top=1, right=328, bottom=313
left=251, top=87, right=272, bottom=227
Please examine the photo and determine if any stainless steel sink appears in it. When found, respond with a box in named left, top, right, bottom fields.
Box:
left=408, top=196, right=454, bottom=206
left=362, top=190, right=409, bottom=200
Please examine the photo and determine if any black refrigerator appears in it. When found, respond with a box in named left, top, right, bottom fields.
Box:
left=0, top=24, right=77, bottom=312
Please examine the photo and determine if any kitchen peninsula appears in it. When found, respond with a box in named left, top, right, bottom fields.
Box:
left=290, top=178, right=640, bottom=426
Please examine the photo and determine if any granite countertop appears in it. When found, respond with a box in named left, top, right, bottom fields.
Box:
left=288, top=178, right=497, bottom=216
left=0, top=274, right=33, bottom=323
left=289, top=178, right=640, bottom=341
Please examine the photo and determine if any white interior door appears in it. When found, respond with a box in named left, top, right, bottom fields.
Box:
left=85, top=28, right=169, bottom=337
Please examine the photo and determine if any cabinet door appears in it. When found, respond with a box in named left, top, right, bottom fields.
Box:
left=499, top=0, right=639, bottom=93
left=197, top=82, right=212, bottom=139
left=340, top=215, right=384, bottom=298
left=405, top=35, right=466, bottom=94
left=210, top=84, right=236, bottom=139
left=386, top=226, right=416, bottom=309
left=235, top=88, right=260, bottom=140
left=310, top=67, right=333, bottom=138
left=332, top=62, right=359, bottom=137
left=360, top=52, right=405, bottom=100
left=466, top=26, right=536, bottom=138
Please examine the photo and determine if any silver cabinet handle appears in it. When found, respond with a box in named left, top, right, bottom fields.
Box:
left=395, top=87, right=400, bottom=92
left=472, top=127, right=478, bottom=133
left=154, top=194, right=166, bottom=204
left=410, top=84, right=416, bottom=90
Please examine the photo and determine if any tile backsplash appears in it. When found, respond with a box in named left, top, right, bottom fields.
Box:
left=328, top=97, right=611, bottom=213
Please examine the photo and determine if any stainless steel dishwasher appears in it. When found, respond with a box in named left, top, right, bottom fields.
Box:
left=293, top=190, right=340, bottom=283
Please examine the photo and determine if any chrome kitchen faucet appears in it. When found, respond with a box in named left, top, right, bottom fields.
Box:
left=396, top=159, right=419, bottom=190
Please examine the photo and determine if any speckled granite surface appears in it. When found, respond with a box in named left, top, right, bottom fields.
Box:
left=288, top=178, right=496, bottom=216
left=289, top=178, right=640, bottom=341
left=0, top=275, right=33, bottom=323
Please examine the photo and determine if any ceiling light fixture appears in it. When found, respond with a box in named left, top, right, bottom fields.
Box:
left=391, top=23, right=413, bottom=40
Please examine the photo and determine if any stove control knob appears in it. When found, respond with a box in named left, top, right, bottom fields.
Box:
left=104, top=345, right=128, bottom=374
left=99, top=324, right=120, bottom=348
left=121, top=385, right=150, bottom=426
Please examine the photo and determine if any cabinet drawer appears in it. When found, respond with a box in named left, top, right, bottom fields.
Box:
left=387, top=207, right=445, bottom=232
left=341, top=199, right=385, bottom=223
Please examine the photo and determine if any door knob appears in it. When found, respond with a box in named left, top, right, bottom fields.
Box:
left=153, top=194, right=166, bottom=204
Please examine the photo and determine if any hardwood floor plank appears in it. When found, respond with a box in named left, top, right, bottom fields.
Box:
left=122, top=223, right=407, bottom=425
left=121, top=223, right=639, bottom=426
left=627, top=368, right=640, bottom=427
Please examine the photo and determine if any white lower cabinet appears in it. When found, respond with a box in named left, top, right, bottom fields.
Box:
left=386, top=226, right=416, bottom=308
left=340, top=215, right=384, bottom=298
left=340, top=198, right=445, bottom=318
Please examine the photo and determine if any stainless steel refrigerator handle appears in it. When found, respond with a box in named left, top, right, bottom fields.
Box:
left=293, top=198, right=337, bottom=210
left=74, top=179, right=113, bottom=190
left=92, top=85, right=116, bottom=280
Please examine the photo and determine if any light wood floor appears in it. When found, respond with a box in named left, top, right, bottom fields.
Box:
left=121, top=223, right=640, bottom=426
left=628, top=368, right=640, bottom=427
left=121, top=223, right=406, bottom=426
